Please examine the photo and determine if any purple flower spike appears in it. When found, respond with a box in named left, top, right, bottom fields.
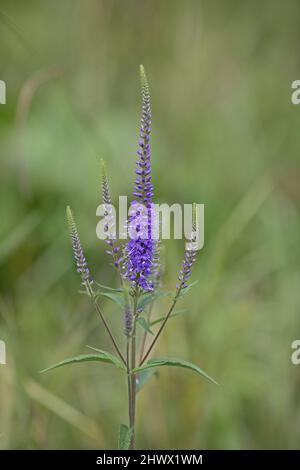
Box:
left=124, top=65, right=155, bottom=291
left=125, top=236, right=154, bottom=291
left=177, top=203, right=198, bottom=290
left=66, top=206, right=93, bottom=286
left=133, top=65, right=153, bottom=208
left=177, top=249, right=197, bottom=289
left=101, top=159, right=122, bottom=267
left=124, top=306, right=133, bottom=336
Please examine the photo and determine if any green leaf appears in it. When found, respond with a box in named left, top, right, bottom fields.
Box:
left=134, top=357, right=218, bottom=385
left=150, top=309, right=187, bottom=327
left=177, top=280, right=199, bottom=298
left=95, top=291, right=125, bottom=308
left=86, top=346, right=127, bottom=370
left=138, top=290, right=171, bottom=311
left=136, top=368, right=158, bottom=392
left=95, top=282, right=123, bottom=292
left=41, top=351, right=126, bottom=374
left=137, top=317, right=154, bottom=335
left=79, top=284, right=126, bottom=309
left=118, top=424, right=133, bottom=450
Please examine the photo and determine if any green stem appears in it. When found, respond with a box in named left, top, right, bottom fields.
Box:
left=129, top=289, right=139, bottom=449
left=126, top=338, right=133, bottom=431
left=130, top=325, right=136, bottom=449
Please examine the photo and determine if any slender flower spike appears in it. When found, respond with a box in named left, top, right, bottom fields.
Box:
left=177, top=203, right=198, bottom=289
left=66, top=206, right=93, bottom=286
left=177, top=250, right=197, bottom=289
left=152, top=241, right=164, bottom=290
left=133, top=65, right=154, bottom=207
left=124, top=65, right=155, bottom=291
left=100, top=159, right=121, bottom=267
left=124, top=305, right=133, bottom=337
left=101, top=159, right=112, bottom=207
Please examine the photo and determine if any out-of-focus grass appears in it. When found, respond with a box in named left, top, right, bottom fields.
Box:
left=1, top=0, right=300, bottom=449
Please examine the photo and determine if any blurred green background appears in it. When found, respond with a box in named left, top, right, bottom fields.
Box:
left=1, top=0, right=300, bottom=449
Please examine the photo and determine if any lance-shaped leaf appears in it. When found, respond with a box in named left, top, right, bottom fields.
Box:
left=136, top=368, right=158, bottom=393
left=134, top=357, right=218, bottom=385
left=79, top=285, right=126, bottom=310
left=138, top=290, right=171, bottom=311
left=177, top=280, right=199, bottom=299
left=41, top=351, right=126, bottom=374
left=137, top=317, right=154, bottom=335
left=150, top=309, right=187, bottom=327
left=86, top=346, right=127, bottom=370
left=95, top=282, right=123, bottom=292
left=94, top=291, right=125, bottom=308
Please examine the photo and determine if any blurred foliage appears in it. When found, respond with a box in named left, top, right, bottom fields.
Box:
left=1, top=0, right=300, bottom=449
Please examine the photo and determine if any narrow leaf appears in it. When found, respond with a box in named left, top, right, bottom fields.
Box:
left=118, top=424, right=133, bottom=450
left=137, top=317, right=154, bottom=335
left=134, top=357, right=218, bottom=385
left=177, top=280, right=199, bottom=299
left=136, top=368, right=158, bottom=393
left=138, top=290, right=171, bottom=311
left=86, top=346, right=127, bottom=370
left=95, top=291, right=125, bottom=308
left=150, top=309, right=187, bottom=327
left=41, top=352, right=126, bottom=374
left=95, top=282, right=123, bottom=292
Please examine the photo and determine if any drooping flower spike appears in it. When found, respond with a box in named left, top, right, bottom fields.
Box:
left=124, top=65, right=155, bottom=291
left=66, top=206, right=93, bottom=286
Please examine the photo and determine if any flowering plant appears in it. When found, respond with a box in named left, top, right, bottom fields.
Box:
left=42, top=66, right=217, bottom=450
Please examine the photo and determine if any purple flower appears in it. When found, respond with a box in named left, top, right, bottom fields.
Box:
left=66, top=206, right=93, bottom=286
left=124, top=65, right=155, bottom=291
left=124, top=236, right=154, bottom=291
left=177, top=249, right=197, bottom=289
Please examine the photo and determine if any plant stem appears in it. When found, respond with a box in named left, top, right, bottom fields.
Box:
left=130, top=324, right=136, bottom=449
left=139, top=287, right=182, bottom=366
left=129, top=289, right=139, bottom=449
left=126, top=338, right=133, bottom=431
left=86, top=281, right=126, bottom=365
